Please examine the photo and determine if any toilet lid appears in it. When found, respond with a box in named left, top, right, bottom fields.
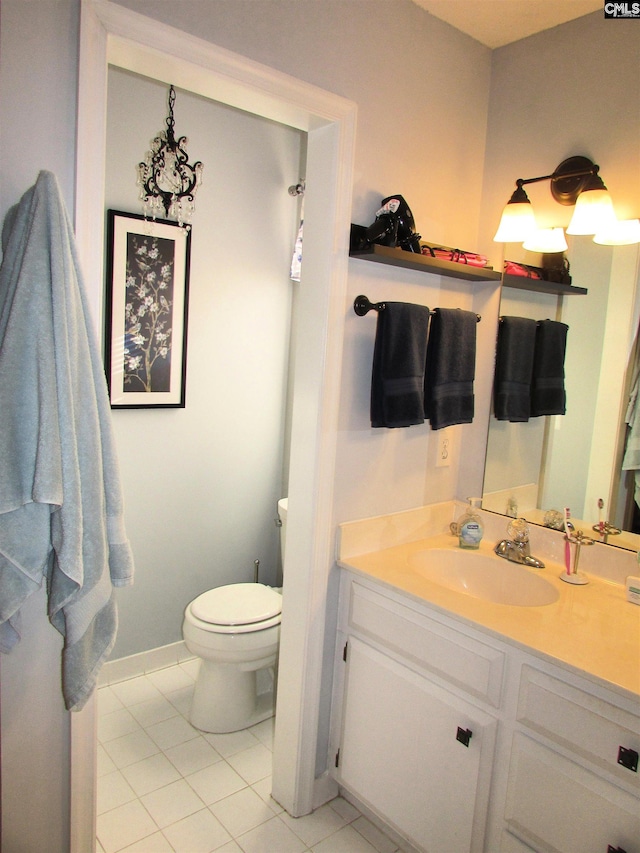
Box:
left=190, top=583, right=282, bottom=626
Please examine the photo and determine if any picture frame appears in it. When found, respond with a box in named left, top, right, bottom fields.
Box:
left=105, top=210, right=191, bottom=408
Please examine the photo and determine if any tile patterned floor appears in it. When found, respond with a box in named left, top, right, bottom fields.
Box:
left=97, top=661, right=402, bottom=853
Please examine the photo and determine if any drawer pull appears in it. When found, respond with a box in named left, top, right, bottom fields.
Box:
left=456, top=727, right=472, bottom=747
left=607, top=846, right=627, bottom=853
left=617, top=746, right=638, bottom=773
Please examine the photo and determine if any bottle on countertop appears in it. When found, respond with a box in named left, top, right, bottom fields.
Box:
left=458, top=497, right=484, bottom=550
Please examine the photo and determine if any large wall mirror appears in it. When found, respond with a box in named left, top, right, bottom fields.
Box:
left=483, top=238, right=640, bottom=550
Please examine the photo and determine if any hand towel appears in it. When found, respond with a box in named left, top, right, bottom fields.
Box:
left=424, top=308, right=477, bottom=430
left=494, top=316, right=537, bottom=422
left=530, top=319, right=568, bottom=417
left=370, top=302, right=431, bottom=428
left=0, top=171, right=134, bottom=710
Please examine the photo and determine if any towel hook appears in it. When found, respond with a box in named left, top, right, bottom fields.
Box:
left=354, top=295, right=386, bottom=315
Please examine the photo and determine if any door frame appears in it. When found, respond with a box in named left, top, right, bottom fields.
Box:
left=72, top=2, right=356, bottom=849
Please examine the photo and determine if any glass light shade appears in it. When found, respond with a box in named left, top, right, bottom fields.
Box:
left=523, top=227, right=568, bottom=253
left=593, top=218, right=640, bottom=246
left=493, top=202, right=537, bottom=242
left=566, top=189, right=616, bottom=235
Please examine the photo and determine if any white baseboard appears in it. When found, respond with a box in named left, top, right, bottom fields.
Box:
left=99, top=640, right=196, bottom=686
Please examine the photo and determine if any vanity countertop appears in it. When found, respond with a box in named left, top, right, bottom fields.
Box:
left=338, top=534, right=640, bottom=700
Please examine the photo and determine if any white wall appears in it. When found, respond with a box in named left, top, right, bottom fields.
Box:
left=105, top=68, right=302, bottom=657
left=0, top=2, right=78, bottom=850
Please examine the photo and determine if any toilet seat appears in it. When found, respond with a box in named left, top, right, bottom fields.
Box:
left=188, top=583, right=282, bottom=634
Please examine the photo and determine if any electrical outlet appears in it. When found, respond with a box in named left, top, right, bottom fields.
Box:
left=436, top=429, right=451, bottom=467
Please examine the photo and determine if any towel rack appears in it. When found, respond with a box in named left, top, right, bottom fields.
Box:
left=354, top=294, right=481, bottom=322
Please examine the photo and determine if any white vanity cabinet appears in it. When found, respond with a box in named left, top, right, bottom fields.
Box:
left=332, top=570, right=640, bottom=853
left=332, top=576, right=504, bottom=852
left=502, top=666, right=640, bottom=853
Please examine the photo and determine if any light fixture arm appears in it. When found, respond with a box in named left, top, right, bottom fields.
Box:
left=513, top=156, right=601, bottom=206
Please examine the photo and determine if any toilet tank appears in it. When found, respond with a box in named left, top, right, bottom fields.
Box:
left=277, top=498, right=288, bottom=559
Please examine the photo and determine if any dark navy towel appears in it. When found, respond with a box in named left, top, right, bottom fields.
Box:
left=494, top=316, right=537, bottom=422
left=531, top=319, right=568, bottom=417
left=424, top=308, right=476, bottom=430
left=370, top=302, right=431, bottom=428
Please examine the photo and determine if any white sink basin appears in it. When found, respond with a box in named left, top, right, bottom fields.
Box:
left=408, top=548, right=559, bottom=607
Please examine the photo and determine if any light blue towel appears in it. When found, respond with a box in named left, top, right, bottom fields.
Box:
left=0, top=171, right=134, bottom=710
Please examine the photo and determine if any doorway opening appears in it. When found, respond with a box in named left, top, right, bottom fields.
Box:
left=73, top=3, right=356, bottom=850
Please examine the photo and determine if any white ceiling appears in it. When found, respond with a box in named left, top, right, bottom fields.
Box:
left=411, top=0, right=602, bottom=49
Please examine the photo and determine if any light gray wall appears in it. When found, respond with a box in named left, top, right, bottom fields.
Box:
left=105, top=68, right=303, bottom=657
left=0, top=2, right=78, bottom=850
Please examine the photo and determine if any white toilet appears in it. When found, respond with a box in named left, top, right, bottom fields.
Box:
left=182, top=498, right=287, bottom=733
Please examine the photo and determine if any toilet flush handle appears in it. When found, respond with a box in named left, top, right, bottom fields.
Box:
left=254, top=559, right=260, bottom=583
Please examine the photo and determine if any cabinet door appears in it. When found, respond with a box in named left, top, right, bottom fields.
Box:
left=505, top=733, right=640, bottom=853
left=338, top=636, right=496, bottom=853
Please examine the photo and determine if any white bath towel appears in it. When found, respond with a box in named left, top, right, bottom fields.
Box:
left=0, top=171, right=134, bottom=710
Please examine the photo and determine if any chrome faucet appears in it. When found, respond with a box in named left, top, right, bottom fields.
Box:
left=494, top=518, right=545, bottom=569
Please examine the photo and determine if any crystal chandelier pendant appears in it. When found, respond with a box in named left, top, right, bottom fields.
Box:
left=137, top=85, right=203, bottom=228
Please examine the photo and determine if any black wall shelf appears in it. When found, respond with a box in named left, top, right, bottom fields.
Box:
left=349, top=242, right=502, bottom=283
left=501, top=274, right=587, bottom=296
left=349, top=235, right=587, bottom=296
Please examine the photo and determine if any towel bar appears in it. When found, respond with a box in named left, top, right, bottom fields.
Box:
left=354, top=295, right=481, bottom=322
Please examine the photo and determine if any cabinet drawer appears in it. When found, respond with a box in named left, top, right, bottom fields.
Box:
left=348, top=581, right=504, bottom=707
left=505, top=733, right=640, bottom=853
left=518, top=666, right=640, bottom=791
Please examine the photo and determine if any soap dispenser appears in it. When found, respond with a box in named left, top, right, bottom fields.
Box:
left=458, top=498, right=484, bottom=550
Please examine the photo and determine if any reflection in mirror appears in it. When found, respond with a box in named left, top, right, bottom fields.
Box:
left=483, top=240, right=640, bottom=550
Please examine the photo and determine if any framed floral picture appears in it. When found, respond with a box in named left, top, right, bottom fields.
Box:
left=105, top=210, right=191, bottom=408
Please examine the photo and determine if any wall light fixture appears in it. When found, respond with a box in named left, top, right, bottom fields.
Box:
left=493, top=155, right=639, bottom=249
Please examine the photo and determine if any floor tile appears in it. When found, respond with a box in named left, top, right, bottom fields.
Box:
left=202, top=728, right=259, bottom=758
left=141, top=778, right=206, bottom=829
left=351, top=816, right=399, bottom=853
left=312, top=823, right=381, bottom=853
left=121, top=752, right=182, bottom=797
left=119, top=831, right=175, bottom=852
left=162, top=807, right=232, bottom=853
left=99, top=707, right=142, bottom=743
left=147, top=665, right=195, bottom=695
left=329, top=797, right=362, bottom=823
left=164, top=735, right=222, bottom=776
left=98, top=686, right=125, bottom=716
left=128, top=693, right=180, bottom=728
left=165, top=684, right=195, bottom=717
left=103, top=728, right=161, bottom=769
left=97, top=769, right=137, bottom=815
left=209, top=786, right=275, bottom=837
left=225, top=742, right=272, bottom=784
left=249, top=718, right=275, bottom=749
left=250, top=776, right=283, bottom=814
left=280, top=801, right=350, bottom=847
left=235, top=815, right=307, bottom=853
left=96, top=799, right=158, bottom=853
left=110, top=676, right=163, bottom=708
left=186, top=761, right=247, bottom=806
left=146, top=714, right=200, bottom=750
left=179, top=657, right=200, bottom=679
left=97, top=743, right=117, bottom=778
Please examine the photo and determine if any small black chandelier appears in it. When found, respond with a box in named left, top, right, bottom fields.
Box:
left=137, top=84, right=203, bottom=227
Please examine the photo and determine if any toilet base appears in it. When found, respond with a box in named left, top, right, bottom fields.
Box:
left=189, top=659, right=276, bottom=733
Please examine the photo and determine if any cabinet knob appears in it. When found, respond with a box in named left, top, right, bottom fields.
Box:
left=456, top=727, right=472, bottom=747
left=617, top=746, right=638, bottom=773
